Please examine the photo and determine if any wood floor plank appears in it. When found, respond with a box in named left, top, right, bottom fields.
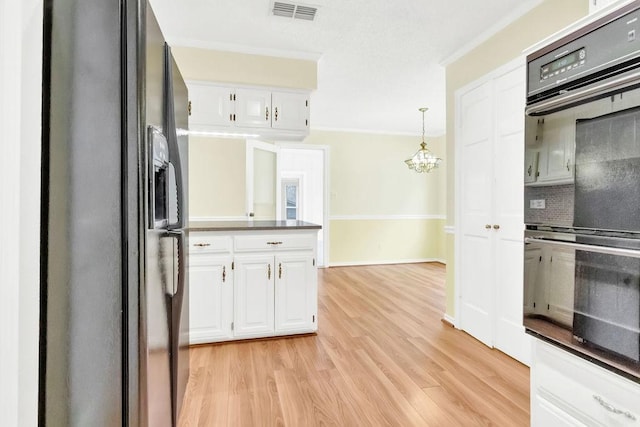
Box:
left=179, top=263, right=531, bottom=426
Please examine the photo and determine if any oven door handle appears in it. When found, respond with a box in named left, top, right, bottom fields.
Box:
left=525, top=237, right=640, bottom=258
left=526, top=68, right=640, bottom=116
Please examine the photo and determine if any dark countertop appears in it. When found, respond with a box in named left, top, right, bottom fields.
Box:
left=188, top=220, right=322, bottom=232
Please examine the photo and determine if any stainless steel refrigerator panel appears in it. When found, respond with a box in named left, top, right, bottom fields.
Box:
left=146, top=7, right=165, bottom=130
left=145, top=229, right=174, bottom=427
left=43, top=0, right=124, bottom=424
left=169, top=51, right=190, bottom=418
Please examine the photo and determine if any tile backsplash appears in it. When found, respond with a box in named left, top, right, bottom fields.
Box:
left=524, top=184, right=574, bottom=226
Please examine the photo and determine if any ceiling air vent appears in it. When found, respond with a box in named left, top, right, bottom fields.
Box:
left=272, top=2, right=318, bottom=21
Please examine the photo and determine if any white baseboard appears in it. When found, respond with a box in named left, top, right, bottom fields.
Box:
left=329, top=258, right=445, bottom=267
left=443, top=313, right=457, bottom=328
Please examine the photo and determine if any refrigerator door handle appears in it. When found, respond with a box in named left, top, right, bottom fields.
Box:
left=163, top=43, right=185, bottom=231
left=166, top=229, right=185, bottom=297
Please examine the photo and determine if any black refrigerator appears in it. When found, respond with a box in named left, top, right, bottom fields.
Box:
left=41, top=0, right=189, bottom=425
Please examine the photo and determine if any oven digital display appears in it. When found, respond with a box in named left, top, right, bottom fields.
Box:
left=540, top=47, right=586, bottom=81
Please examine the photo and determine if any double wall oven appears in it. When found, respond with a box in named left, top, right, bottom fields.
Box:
left=524, top=2, right=640, bottom=381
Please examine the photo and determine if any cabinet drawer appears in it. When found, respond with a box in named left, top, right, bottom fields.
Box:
left=189, top=233, right=232, bottom=254
left=535, top=342, right=640, bottom=426
left=234, top=233, right=316, bottom=252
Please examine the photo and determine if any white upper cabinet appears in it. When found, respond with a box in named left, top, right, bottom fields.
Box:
left=589, top=0, right=622, bottom=14
left=536, top=115, right=574, bottom=184
left=235, top=88, right=272, bottom=129
left=271, top=91, right=310, bottom=131
left=187, top=81, right=311, bottom=140
left=525, top=114, right=574, bottom=186
left=187, top=83, right=233, bottom=129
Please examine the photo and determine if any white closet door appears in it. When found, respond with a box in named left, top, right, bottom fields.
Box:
left=492, top=64, right=530, bottom=364
left=456, top=58, right=530, bottom=365
left=458, top=80, right=495, bottom=347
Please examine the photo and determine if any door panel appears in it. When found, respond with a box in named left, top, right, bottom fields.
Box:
left=457, top=62, right=530, bottom=364
left=234, top=255, right=275, bottom=337
left=272, top=91, right=309, bottom=130
left=189, top=255, right=233, bottom=343
left=253, top=148, right=277, bottom=220
left=236, top=88, right=271, bottom=128
left=493, top=65, right=529, bottom=364
left=246, top=141, right=279, bottom=220
left=275, top=255, right=314, bottom=332
left=459, top=81, right=494, bottom=347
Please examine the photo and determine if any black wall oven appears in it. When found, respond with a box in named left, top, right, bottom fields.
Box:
left=524, top=2, right=640, bottom=381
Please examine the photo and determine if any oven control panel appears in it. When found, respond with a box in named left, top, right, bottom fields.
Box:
left=539, top=47, right=586, bottom=81
left=527, top=4, right=640, bottom=102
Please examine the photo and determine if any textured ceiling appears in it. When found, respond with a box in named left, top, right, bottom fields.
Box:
left=150, top=0, right=542, bottom=136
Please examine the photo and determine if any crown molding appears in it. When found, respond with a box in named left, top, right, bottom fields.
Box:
left=166, top=37, right=323, bottom=61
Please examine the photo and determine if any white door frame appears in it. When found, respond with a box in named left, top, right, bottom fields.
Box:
left=1, top=0, right=42, bottom=424
left=0, top=1, right=23, bottom=423
left=454, top=56, right=524, bottom=331
left=276, top=143, right=330, bottom=268
left=246, top=139, right=281, bottom=219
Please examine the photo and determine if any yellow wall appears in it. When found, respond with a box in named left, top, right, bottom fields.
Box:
left=177, top=47, right=447, bottom=265
left=172, top=47, right=317, bottom=89
left=330, top=219, right=446, bottom=264
left=444, top=0, right=588, bottom=316
left=305, top=130, right=446, bottom=265
left=188, top=136, right=246, bottom=218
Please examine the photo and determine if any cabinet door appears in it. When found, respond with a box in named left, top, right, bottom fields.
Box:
left=589, top=0, right=618, bottom=14
left=271, top=91, right=309, bottom=131
left=546, top=247, right=575, bottom=328
left=275, top=254, right=316, bottom=332
left=189, top=254, right=233, bottom=344
left=524, top=149, right=539, bottom=184
left=524, top=247, right=543, bottom=316
left=188, top=83, right=233, bottom=129
left=235, top=88, right=271, bottom=128
left=537, top=114, right=574, bottom=184
left=234, top=255, right=275, bottom=337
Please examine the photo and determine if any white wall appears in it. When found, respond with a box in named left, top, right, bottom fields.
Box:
left=280, top=147, right=326, bottom=265
left=0, top=0, right=42, bottom=425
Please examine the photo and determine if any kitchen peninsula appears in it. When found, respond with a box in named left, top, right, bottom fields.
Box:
left=188, top=220, right=321, bottom=344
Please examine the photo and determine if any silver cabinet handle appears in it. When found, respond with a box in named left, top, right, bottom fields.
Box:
left=524, top=237, right=640, bottom=259
left=527, top=165, right=532, bottom=176
left=593, top=395, right=636, bottom=421
left=194, top=243, right=210, bottom=247
left=567, top=159, right=571, bottom=171
left=266, top=241, right=283, bottom=245
left=485, top=224, right=492, bottom=229
left=493, top=224, right=500, bottom=230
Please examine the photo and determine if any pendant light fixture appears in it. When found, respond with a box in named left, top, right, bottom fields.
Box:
left=404, top=107, right=442, bottom=173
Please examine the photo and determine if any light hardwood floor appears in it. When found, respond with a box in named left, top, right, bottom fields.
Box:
left=178, top=262, right=530, bottom=426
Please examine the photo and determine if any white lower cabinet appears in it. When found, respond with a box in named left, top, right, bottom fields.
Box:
left=275, top=254, right=317, bottom=332
left=531, top=340, right=640, bottom=427
left=189, top=255, right=233, bottom=343
left=189, top=229, right=318, bottom=344
left=233, top=254, right=275, bottom=338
